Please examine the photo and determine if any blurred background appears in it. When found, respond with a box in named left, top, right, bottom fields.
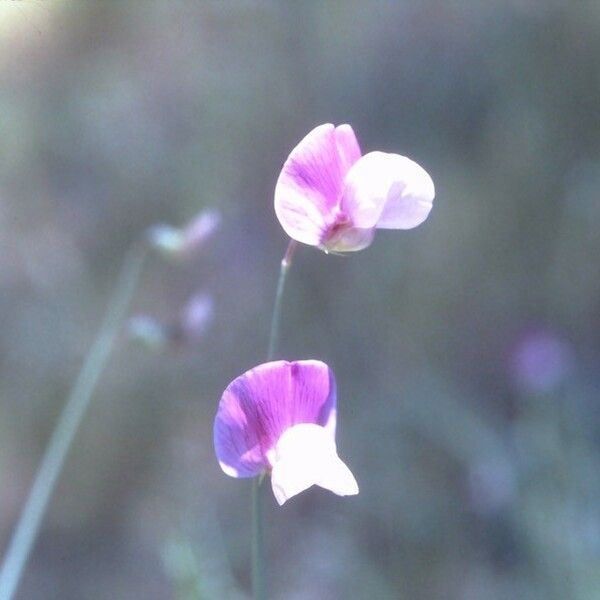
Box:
left=1, top=1, right=600, bottom=598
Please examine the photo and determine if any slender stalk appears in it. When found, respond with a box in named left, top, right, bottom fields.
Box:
left=251, top=478, right=265, bottom=600
left=0, top=241, right=147, bottom=600
left=251, top=239, right=297, bottom=600
left=267, top=240, right=297, bottom=361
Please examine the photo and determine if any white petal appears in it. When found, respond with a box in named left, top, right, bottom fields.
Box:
left=341, top=151, right=434, bottom=230
left=315, top=455, right=359, bottom=497
left=374, top=153, right=435, bottom=229
left=340, top=152, right=391, bottom=228
left=270, top=423, right=358, bottom=506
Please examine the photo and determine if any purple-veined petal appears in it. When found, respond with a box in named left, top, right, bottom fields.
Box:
left=274, top=124, right=347, bottom=246
left=270, top=423, right=359, bottom=506
left=341, top=151, right=434, bottom=230
left=334, top=124, right=361, bottom=174
left=214, top=360, right=336, bottom=478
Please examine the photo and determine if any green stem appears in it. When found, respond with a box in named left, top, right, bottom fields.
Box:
left=251, top=478, right=265, bottom=600
left=267, top=240, right=297, bottom=361
left=0, top=241, right=147, bottom=600
left=252, top=239, right=297, bottom=600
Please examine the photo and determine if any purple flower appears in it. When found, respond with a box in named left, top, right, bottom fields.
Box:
left=180, top=293, right=213, bottom=341
left=274, top=123, right=435, bottom=253
left=510, top=329, right=573, bottom=394
left=148, top=209, right=220, bottom=259
left=214, top=360, right=358, bottom=505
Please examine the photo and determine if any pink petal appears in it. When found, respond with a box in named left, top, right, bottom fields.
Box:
left=214, top=360, right=336, bottom=478
left=341, top=151, right=435, bottom=230
left=274, top=124, right=346, bottom=246
left=334, top=124, right=361, bottom=174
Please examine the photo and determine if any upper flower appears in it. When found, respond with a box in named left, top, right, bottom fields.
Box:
left=274, top=123, right=435, bottom=253
left=214, top=360, right=358, bottom=505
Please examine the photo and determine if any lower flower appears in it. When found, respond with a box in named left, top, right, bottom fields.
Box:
left=213, top=360, right=358, bottom=505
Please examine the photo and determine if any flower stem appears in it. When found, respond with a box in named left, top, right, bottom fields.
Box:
left=252, top=239, right=297, bottom=600
left=267, top=240, right=297, bottom=361
left=0, top=241, right=147, bottom=600
left=251, top=477, right=265, bottom=600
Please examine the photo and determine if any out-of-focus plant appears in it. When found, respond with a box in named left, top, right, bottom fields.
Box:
left=128, top=293, right=214, bottom=352
left=0, top=210, right=218, bottom=600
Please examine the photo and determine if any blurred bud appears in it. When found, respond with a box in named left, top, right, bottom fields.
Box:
left=510, top=329, right=573, bottom=394
left=181, top=209, right=220, bottom=256
left=169, top=293, right=214, bottom=347
left=128, top=294, right=213, bottom=352
left=146, top=225, right=186, bottom=257
left=181, top=293, right=213, bottom=341
left=127, top=315, right=170, bottom=351
left=147, top=209, right=220, bottom=260
left=467, top=454, right=515, bottom=516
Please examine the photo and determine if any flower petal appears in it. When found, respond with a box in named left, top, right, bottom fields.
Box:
left=334, top=124, right=361, bottom=174
left=324, top=226, right=375, bottom=254
left=274, top=124, right=346, bottom=246
left=270, top=423, right=358, bottom=506
left=214, top=360, right=336, bottom=478
left=316, top=455, right=359, bottom=498
left=341, top=151, right=434, bottom=230
left=374, top=154, right=435, bottom=229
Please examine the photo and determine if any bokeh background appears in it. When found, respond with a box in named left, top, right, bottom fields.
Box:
left=1, top=1, right=600, bottom=598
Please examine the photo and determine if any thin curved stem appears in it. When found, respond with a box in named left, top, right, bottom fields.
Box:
left=267, top=240, right=297, bottom=361
left=0, top=241, right=147, bottom=600
left=252, top=239, right=298, bottom=600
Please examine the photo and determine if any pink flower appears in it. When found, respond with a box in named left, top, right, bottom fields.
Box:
left=274, top=124, right=435, bottom=253
left=214, top=360, right=358, bottom=506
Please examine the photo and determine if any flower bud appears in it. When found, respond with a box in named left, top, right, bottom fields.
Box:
left=146, top=209, right=220, bottom=260
left=181, top=293, right=213, bottom=341
left=180, top=209, right=220, bottom=256
left=510, top=329, right=573, bottom=394
left=127, top=315, right=170, bottom=351
left=146, top=225, right=186, bottom=257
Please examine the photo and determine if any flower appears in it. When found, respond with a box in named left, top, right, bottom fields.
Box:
left=180, top=293, right=213, bottom=341
left=127, top=293, right=213, bottom=351
left=510, top=329, right=573, bottom=394
left=274, top=123, right=434, bottom=253
left=148, top=209, right=220, bottom=259
left=127, top=315, right=169, bottom=351
left=214, top=360, right=358, bottom=505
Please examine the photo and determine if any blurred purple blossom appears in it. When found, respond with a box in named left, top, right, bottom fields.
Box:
left=127, top=315, right=170, bottom=351
left=148, top=209, right=220, bottom=259
left=274, top=123, right=434, bottom=253
left=510, top=329, right=573, bottom=394
left=214, top=360, right=358, bottom=505
left=180, top=209, right=220, bottom=256
left=180, top=293, right=213, bottom=342
left=128, top=293, right=213, bottom=351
